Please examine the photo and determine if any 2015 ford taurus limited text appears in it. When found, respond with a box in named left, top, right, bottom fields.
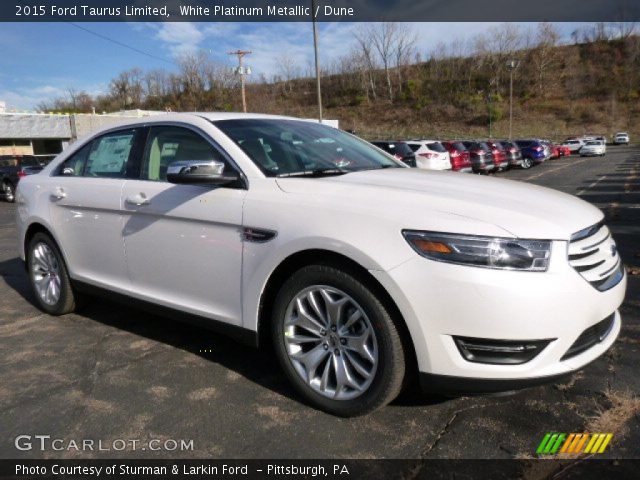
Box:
left=15, top=113, right=627, bottom=416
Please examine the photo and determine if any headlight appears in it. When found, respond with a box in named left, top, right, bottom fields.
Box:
left=402, top=230, right=551, bottom=271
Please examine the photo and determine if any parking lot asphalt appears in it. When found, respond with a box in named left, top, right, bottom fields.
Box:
left=0, top=145, right=639, bottom=461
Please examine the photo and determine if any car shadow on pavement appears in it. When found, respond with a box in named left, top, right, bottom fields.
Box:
left=0, top=255, right=447, bottom=410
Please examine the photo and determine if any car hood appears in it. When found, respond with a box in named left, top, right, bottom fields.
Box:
left=275, top=169, right=603, bottom=240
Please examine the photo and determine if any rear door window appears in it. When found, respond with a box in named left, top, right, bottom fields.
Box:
left=85, top=130, right=137, bottom=178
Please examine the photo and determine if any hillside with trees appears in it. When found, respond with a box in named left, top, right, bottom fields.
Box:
left=39, top=22, right=640, bottom=141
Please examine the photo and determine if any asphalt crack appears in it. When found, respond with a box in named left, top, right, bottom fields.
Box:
left=421, top=399, right=516, bottom=456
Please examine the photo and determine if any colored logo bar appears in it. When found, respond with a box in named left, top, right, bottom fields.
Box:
left=536, top=433, right=613, bottom=455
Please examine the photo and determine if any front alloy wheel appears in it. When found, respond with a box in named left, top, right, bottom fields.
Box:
left=272, top=264, right=405, bottom=416
left=283, top=286, right=378, bottom=400
left=521, top=158, right=532, bottom=169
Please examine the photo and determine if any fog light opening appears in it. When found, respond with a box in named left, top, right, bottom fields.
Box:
left=454, top=337, right=553, bottom=365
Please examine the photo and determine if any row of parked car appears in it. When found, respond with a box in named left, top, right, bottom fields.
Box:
left=370, top=133, right=621, bottom=173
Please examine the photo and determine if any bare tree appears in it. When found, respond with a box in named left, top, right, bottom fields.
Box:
left=393, top=25, right=417, bottom=95
left=530, top=22, right=561, bottom=98
left=369, top=22, right=398, bottom=101
left=615, top=22, right=637, bottom=40
left=109, top=68, right=144, bottom=109
left=275, top=53, right=300, bottom=94
left=353, top=26, right=378, bottom=100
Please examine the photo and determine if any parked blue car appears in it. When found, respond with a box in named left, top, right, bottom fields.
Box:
left=514, top=139, right=547, bottom=169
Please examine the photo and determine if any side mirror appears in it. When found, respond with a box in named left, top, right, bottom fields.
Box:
left=166, top=160, right=238, bottom=185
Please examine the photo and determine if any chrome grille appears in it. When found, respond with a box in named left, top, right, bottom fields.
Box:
left=568, top=222, right=624, bottom=291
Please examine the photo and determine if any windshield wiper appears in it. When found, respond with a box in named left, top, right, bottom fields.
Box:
left=276, top=168, right=350, bottom=178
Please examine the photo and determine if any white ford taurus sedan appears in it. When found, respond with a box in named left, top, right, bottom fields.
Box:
left=15, top=113, right=626, bottom=416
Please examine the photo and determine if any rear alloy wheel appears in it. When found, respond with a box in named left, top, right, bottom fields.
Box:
left=272, top=265, right=405, bottom=416
left=2, top=182, right=15, bottom=203
left=521, top=158, right=532, bottom=169
left=27, top=232, right=80, bottom=315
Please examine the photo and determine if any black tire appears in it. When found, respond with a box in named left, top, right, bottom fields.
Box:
left=521, top=158, right=532, bottom=169
left=271, top=264, right=406, bottom=416
left=2, top=181, right=15, bottom=203
left=26, top=232, right=80, bottom=315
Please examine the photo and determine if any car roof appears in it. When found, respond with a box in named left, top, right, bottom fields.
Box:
left=76, top=112, right=306, bottom=130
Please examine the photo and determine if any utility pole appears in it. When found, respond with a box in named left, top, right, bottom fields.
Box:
left=311, top=0, right=323, bottom=122
left=507, top=59, right=519, bottom=140
left=228, top=50, right=252, bottom=113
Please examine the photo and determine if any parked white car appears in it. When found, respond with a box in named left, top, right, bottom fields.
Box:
left=405, top=140, right=451, bottom=170
left=15, top=113, right=626, bottom=416
left=561, top=139, right=584, bottom=154
left=614, top=132, right=630, bottom=145
left=580, top=141, right=606, bottom=157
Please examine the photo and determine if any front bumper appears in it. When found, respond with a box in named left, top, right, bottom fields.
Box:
left=371, top=241, right=626, bottom=386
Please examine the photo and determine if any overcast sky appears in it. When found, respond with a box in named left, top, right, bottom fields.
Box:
left=0, top=22, right=589, bottom=110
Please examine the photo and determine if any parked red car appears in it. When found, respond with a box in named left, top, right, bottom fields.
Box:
left=556, top=144, right=571, bottom=157
left=441, top=141, right=473, bottom=173
left=486, top=140, right=509, bottom=171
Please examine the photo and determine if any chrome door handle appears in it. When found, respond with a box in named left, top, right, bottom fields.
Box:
left=51, top=187, right=66, bottom=200
left=125, top=193, right=150, bottom=206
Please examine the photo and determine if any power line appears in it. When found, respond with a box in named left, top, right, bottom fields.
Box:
left=68, top=22, right=177, bottom=67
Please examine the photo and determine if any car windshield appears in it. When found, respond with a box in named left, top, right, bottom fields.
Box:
left=451, top=142, right=467, bottom=151
left=586, top=141, right=601, bottom=145
left=214, top=119, right=401, bottom=177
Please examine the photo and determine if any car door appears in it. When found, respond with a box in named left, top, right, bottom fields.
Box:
left=49, top=128, right=143, bottom=289
left=121, top=124, right=246, bottom=325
